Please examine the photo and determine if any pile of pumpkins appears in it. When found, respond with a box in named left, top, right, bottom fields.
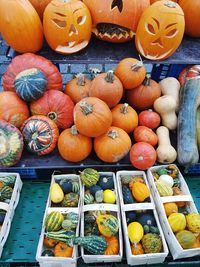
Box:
left=152, top=165, right=200, bottom=249
left=0, top=0, right=199, bottom=60
left=1, top=51, right=200, bottom=169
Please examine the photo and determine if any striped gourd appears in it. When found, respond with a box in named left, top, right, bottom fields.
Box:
left=96, top=214, right=119, bottom=237
left=14, top=68, right=47, bottom=102
left=65, top=212, right=79, bottom=224
left=45, top=211, right=64, bottom=232
left=61, top=193, right=79, bottom=207
left=0, top=186, right=13, bottom=201
left=0, top=175, right=16, bottom=187
left=84, top=192, right=94, bottom=204
left=73, top=235, right=107, bottom=255
left=46, top=230, right=75, bottom=243
left=72, top=181, right=80, bottom=193
left=62, top=219, right=77, bottom=230
left=80, top=168, right=100, bottom=187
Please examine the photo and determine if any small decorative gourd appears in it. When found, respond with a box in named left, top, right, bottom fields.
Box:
left=0, top=186, right=13, bottom=201
left=65, top=212, right=79, bottom=224
left=72, top=181, right=80, bottom=193
left=96, top=214, right=119, bottom=237
left=131, top=182, right=150, bottom=202
left=186, top=213, right=200, bottom=233
left=62, top=219, right=77, bottom=230
left=61, top=193, right=79, bottom=207
left=121, top=175, right=133, bottom=185
left=131, top=243, right=144, bottom=255
left=84, top=192, right=95, bottom=204
left=98, top=175, right=114, bottom=189
left=59, top=180, right=72, bottom=194
left=0, top=175, right=16, bottom=187
left=176, top=230, right=196, bottom=249
left=122, top=186, right=135, bottom=204
left=128, top=222, right=144, bottom=244
left=89, top=185, right=103, bottom=202
left=163, top=202, right=178, bottom=217
left=104, top=236, right=119, bottom=255
left=103, top=189, right=116, bottom=204
left=50, top=183, right=64, bottom=204
left=80, top=168, right=100, bottom=187
left=137, top=214, right=156, bottom=227
left=45, top=211, right=64, bottom=232
left=142, top=233, right=162, bottom=253
left=159, top=174, right=174, bottom=187
left=168, top=213, right=186, bottom=232
left=155, top=180, right=173, bottom=197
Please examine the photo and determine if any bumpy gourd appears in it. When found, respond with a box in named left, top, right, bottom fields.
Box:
left=176, top=230, right=196, bottom=249
left=61, top=193, right=79, bottom=207
left=186, top=213, right=200, bottom=233
left=168, top=213, right=186, bottom=232
left=80, top=168, right=100, bottom=187
left=45, top=212, right=64, bottom=232
left=142, top=233, right=162, bottom=253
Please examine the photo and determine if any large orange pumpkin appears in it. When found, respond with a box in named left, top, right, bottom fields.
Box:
left=28, top=0, right=52, bottom=20
left=0, top=92, right=29, bottom=128
left=83, top=0, right=150, bottom=42
left=127, top=75, right=161, bottom=110
left=0, top=0, right=43, bottom=53
left=58, top=125, right=92, bottom=162
left=43, top=0, right=92, bottom=54
left=179, top=0, right=200, bottom=38
left=135, top=1, right=185, bottom=60
left=74, top=97, right=112, bottom=137
left=94, top=126, right=131, bottom=163
left=30, top=90, right=74, bottom=130
left=89, top=71, right=123, bottom=108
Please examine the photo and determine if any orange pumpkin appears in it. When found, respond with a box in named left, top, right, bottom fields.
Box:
left=138, top=109, right=161, bottom=129
left=89, top=71, right=123, bottom=108
left=111, top=103, right=138, bottom=133
left=130, top=142, right=157, bottom=170
left=127, top=75, right=161, bottom=110
left=58, top=125, right=92, bottom=162
left=74, top=97, right=112, bottom=137
left=131, top=243, right=144, bottom=255
left=0, top=92, right=29, bottom=128
left=43, top=0, right=92, bottom=54
left=83, top=0, right=150, bottom=42
left=104, top=236, right=119, bottom=255
left=94, top=126, right=132, bottom=163
left=163, top=202, right=178, bottom=217
left=30, top=90, right=74, bottom=130
left=131, top=181, right=150, bottom=202
left=54, top=242, right=73, bottom=257
left=65, top=73, right=91, bottom=104
left=179, top=0, right=200, bottom=37
left=28, top=0, right=52, bottom=20
left=134, top=126, right=158, bottom=147
left=115, top=58, right=146, bottom=89
left=0, top=0, right=43, bottom=53
left=43, top=237, right=58, bottom=248
left=135, top=1, right=185, bottom=60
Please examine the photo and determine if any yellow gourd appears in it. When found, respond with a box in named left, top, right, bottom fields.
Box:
left=131, top=182, right=150, bottom=202
left=50, top=183, right=64, bottom=203
left=163, top=202, right=178, bottom=217
left=168, top=213, right=186, bottom=233
left=186, top=213, right=200, bottom=233
left=128, top=222, right=144, bottom=244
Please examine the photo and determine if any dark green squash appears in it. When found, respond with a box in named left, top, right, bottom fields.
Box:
left=41, top=249, right=54, bottom=257
left=122, top=186, right=134, bottom=204
left=98, top=175, right=114, bottom=190
left=0, top=186, right=13, bottom=201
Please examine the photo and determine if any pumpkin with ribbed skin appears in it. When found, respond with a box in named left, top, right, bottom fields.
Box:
left=0, top=120, right=24, bottom=167
left=43, top=237, right=58, bottom=248
left=58, top=125, right=92, bottom=162
left=104, top=236, right=119, bottom=255
left=3, top=53, right=62, bottom=92
left=21, top=115, right=59, bottom=156
left=111, top=103, right=138, bottom=133
left=28, top=0, right=52, bottom=20
left=14, top=68, right=47, bottom=102
left=142, top=233, right=162, bottom=253
left=150, top=0, right=178, bottom=3
left=176, top=230, right=196, bottom=249
left=186, top=213, right=200, bottom=233
left=168, top=213, right=186, bottom=233
left=74, top=97, right=112, bottom=137
left=131, top=182, right=150, bottom=202
left=89, top=71, right=123, bottom=108
left=54, top=242, right=73, bottom=257
left=30, top=90, right=74, bottom=129
left=0, top=0, right=43, bottom=53
left=163, top=202, right=178, bottom=217
left=155, top=180, right=173, bottom=197
left=0, top=92, right=29, bottom=128
left=94, top=126, right=131, bottom=163
left=96, top=214, right=119, bottom=237
left=45, top=211, right=64, bottom=232
left=65, top=73, right=91, bottom=104
left=131, top=243, right=144, bottom=255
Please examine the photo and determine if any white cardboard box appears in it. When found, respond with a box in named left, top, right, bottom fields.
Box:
left=147, top=164, right=200, bottom=260
left=116, top=170, right=169, bottom=265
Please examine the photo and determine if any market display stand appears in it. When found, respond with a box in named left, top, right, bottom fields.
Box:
left=1, top=34, right=200, bottom=266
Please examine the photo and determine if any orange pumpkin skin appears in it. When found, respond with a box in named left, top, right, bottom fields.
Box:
left=0, top=92, right=29, bottom=128
left=43, top=237, right=58, bottom=248
left=58, top=125, right=92, bottom=162
left=89, top=71, right=123, bottom=108
left=65, top=74, right=91, bottom=104
left=111, top=103, right=138, bottom=133
left=115, top=58, right=146, bottom=89
left=94, top=126, right=132, bottom=163
left=131, top=243, right=144, bottom=255
left=104, top=236, right=119, bottom=255
left=135, top=1, right=185, bottom=60
left=150, top=0, right=178, bottom=4
left=43, top=0, right=92, bottom=54
left=134, top=126, right=158, bottom=147
left=28, top=0, right=52, bottom=20
left=130, top=142, right=157, bottom=170
left=54, top=242, right=73, bottom=257
left=30, top=90, right=74, bottom=130
left=192, top=234, right=200, bottom=248
left=83, top=0, right=150, bottom=43
left=138, top=109, right=161, bottom=129
left=0, top=0, right=43, bottom=53
left=127, top=76, right=161, bottom=110
left=74, top=97, right=112, bottom=137
left=179, top=0, right=200, bottom=37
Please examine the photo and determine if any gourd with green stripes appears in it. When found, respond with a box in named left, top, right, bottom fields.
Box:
left=80, top=168, right=100, bottom=187
left=72, top=181, right=80, bottom=193
left=45, top=211, right=64, bottom=232
left=96, top=214, right=119, bottom=237
left=84, top=192, right=94, bottom=204
left=0, top=175, right=16, bottom=187
left=0, top=186, right=13, bottom=201
left=46, top=230, right=75, bottom=242
left=65, top=212, right=79, bottom=225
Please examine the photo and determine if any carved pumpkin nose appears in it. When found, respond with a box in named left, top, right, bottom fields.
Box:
left=152, top=37, right=163, bottom=47
left=69, top=24, right=78, bottom=35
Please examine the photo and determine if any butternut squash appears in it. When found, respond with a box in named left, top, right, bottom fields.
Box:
left=156, top=126, right=177, bottom=164
left=178, top=79, right=200, bottom=167
left=159, top=77, right=180, bottom=112
left=153, top=95, right=177, bottom=130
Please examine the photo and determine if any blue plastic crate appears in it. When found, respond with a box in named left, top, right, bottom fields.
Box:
left=0, top=169, right=37, bottom=179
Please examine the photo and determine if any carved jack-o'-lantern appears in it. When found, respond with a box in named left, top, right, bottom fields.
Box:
left=83, top=0, right=150, bottom=43
left=43, top=0, right=92, bottom=54
left=135, top=1, right=185, bottom=60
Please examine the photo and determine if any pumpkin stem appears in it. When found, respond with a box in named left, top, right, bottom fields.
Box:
left=48, top=111, right=57, bottom=120
left=80, top=101, right=93, bottom=115
left=105, top=70, right=115, bottom=83
left=138, top=156, right=144, bottom=161
left=71, top=125, right=79, bottom=135
left=108, top=130, right=119, bottom=139
left=131, top=61, right=143, bottom=72
left=143, top=74, right=151, bottom=86
left=76, top=73, right=86, bottom=86
left=120, top=103, right=129, bottom=114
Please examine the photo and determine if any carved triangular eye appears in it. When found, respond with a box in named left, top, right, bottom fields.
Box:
left=111, top=0, right=123, bottom=13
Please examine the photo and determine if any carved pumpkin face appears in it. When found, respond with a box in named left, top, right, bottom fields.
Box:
left=43, top=0, right=92, bottom=54
left=83, top=0, right=150, bottom=43
left=135, top=1, right=185, bottom=60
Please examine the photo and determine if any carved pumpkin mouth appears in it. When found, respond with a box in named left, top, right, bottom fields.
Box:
left=93, top=23, right=135, bottom=41
left=56, top=40, right=89, bottom=54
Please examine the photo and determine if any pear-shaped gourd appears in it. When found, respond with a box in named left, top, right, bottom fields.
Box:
left=50, top=183, right=64, bottom=203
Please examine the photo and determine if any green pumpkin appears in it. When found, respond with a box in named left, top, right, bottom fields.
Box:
left=122, top=186, right=134, bottom=204
left=142, top=233, right=162, bottom=254
left=176, top=230, right=196, bottom=249
left=98, top=175, right=114, bottom=190
left=0, top=175, right=16, bottom=187
left=80, top=168, right=100, bottom=187
left=84, top=192, right=94, bottom=205
left=0, top=186, right=13, bottom=201
left=45, top=211, right=64, bottom=232
left=61, top=193, right=79, bottom=207
left=14, top=68, right=47, bottom=102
